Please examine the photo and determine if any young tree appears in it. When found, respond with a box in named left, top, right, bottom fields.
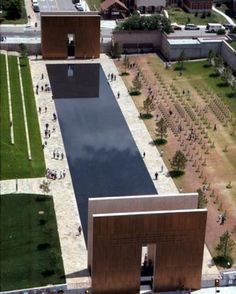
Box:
left=176, top=50, right=185, bottom=71
left=207, top=49, right=215, bottom=66
left=19, top=43, right=28, bottom=59
left=110, top=42, right=122, bottom=59
left=156, top=118, right=168, bottom=140
left=171, top=150, right=187, bottom=172
left=214, top=55, right=224, bottom=74
left=143, top=96, right=154, bottom=115
left=133, top=74, right=142, bottom=91
left=216, top=231, right=235, bottom=259
left=197, top=188, right=208, bottom=208
left=123, top=55, right=129, bottom=74
left=5, top=0, right=22, bottom=19
left=222, top=67, right=233, bottom=85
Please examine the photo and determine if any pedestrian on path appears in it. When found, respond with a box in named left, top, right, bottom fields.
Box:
left=155, top=172, right=158, bottom=180
left=117, top=91, right=120, bottom=99
left=143, top=152, right=146, bottom=158
left=41, top=73, right=44, bottom=80
left=45, top=106, right=47, bottom=113
left=61, top=152, right=64, bottom=160
left=63, top=170, right=66, bottom=178
left=53, top=150, right=55, bottom=158
left=78, top=226, right=82, bottom=235
left=160, top=165, right=163, bottom=173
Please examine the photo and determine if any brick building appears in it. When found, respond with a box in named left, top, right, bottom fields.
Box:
left=182, top=0, right=213, bottom=12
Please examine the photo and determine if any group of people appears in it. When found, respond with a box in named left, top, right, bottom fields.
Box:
left=46, top=168, right=66, bottom=180
left=107, top=73, right=117, bottom=81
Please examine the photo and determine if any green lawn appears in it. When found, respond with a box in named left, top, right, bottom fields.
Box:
left=0, top=0, right=27, bottom=24
left=168, top=7, right=228, bottom=25
left=173, top=60, right=236, bottom=115
left=0, top=194, right=65, bottom=291
left=228, top=41, right=236, bottom=50
left=86, top=0, right=102, bottom=10
left=0, top=54, right=45, bottom=180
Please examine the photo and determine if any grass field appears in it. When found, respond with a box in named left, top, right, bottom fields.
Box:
left=0, top=194, right=65, bottom=291
left=85, top=0, right=101, bottom=10
left=0, top=54, right=45, bottom=180
left=228, top=41, right=236, bottom=50
left=0, top=0, right=27, bottom=24
left=168, top=7, right=228, bottom=25
left=172, top=60, right=236, bottom=115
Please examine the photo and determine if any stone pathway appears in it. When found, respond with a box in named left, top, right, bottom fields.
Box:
left=213, top=5, right=236, bottom=26
left=100, top=54, right=179, bottom=195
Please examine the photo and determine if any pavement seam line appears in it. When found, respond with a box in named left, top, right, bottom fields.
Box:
left=5, top=52, right=15, bottom=145
left=17, top=56, right=32, bottom=160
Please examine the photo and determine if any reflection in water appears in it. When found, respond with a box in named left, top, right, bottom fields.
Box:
left=47, top=64, right=157, bottom=243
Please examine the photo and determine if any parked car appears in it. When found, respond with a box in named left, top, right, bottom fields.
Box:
left=171, top=23, right=182, bottom=31
left=185, top=24, right=200, bottom=30
left=224, top=24, right=236, bottom=31
left=206, top=23, right=225, bottom=33
left=33, top=4, right=40, bottom=12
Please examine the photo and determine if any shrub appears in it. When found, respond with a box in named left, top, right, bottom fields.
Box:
left=213, top=255, right=233, bottom=268
left=153, top=138, right=167, bottom=145
left=217, top=29, right=226, bottom=35
left=129, top=89, right=141, bottom=95
left=169, top=170, right=185, bottom=178
left=141, top=113, right=153, bottom=119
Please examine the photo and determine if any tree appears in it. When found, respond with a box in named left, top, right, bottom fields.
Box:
left=132, top=74, right=141, bottom=91
left=170, top=150, right=187, bottom=172
left=214, top=55, right=224, bottom=74
left=197, top=188, right=208, bottom=208
left=216, top=231, right=235, bottom=258
left=110, top=42, right=122, bottom=59
left=156, top=118, right=168, bottom=140
left=123, top=55, right=129, bottom=74
left=5, top=0, right=22, bottom=20
left=176, top=50, right=185, bottom=71
left=19, top=43, right=28, bottom=59
left=222, top=67, right=233, bottom=85
left=207, top=49, right=215, bottom=66
left=143, top=96, right=154, bottom=115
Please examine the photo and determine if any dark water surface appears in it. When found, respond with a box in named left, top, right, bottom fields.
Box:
left=47, top=64, right=157, bottom=242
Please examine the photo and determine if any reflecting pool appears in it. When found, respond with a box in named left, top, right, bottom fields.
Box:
left=47, top=64, right=157, bottom=241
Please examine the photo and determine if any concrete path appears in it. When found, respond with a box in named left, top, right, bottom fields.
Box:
left=29, top=57, right=90, bottom=289
left=100, top=54, right=179, bottom=195
left=213, top=5, right=236, bottom=26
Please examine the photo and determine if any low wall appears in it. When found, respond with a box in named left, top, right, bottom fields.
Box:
left=161, top=34, right=222, bottom=61
left=221, top=41, right=236, bottom=72
left=0, top=42, right=41, bottom=55
left=113, top=30, right=162, bottom=52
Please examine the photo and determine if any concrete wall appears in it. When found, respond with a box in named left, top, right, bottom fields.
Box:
left=221, top=40, right=236, bottom=72
left=161, top=34, right=222, bottom=61
left=113, top=30, right=162, bottom=52
left=0, top=42, right=41, bottom=55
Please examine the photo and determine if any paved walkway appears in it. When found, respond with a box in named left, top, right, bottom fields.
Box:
left=213, top=5, right=236, bottom=26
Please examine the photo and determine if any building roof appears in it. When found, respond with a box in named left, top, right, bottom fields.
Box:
left=100, top=0, right=128, bottom=11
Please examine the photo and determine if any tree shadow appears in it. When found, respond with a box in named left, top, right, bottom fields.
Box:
left=209, top=72, right=220, bottom=78
left=217, top=82, right=228, bottom=88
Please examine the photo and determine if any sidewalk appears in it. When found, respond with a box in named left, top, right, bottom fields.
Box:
left=213, top=5, right=236, bottom=26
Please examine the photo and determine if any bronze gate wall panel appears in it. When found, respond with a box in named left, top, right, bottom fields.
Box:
left=41, top=14, right=100, bottom=59
left=92, top=210, right=207, bottom=293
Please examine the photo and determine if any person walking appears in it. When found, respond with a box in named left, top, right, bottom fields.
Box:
left=155, top=172, right=158, bottom=180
